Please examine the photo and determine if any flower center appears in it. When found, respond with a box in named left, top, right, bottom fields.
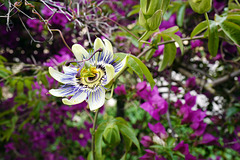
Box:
left=79, top=67, right=105, bottom=89
left=79, top=133, right=84, bottom=139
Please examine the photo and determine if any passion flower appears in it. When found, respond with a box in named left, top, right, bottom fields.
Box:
left=48, top=38, right=128, bottom=111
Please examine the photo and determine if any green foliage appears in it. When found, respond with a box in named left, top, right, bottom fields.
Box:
left=188, top=0, right=212, bottom=14
left=208, top=21, right=219, bottom=57
left=95, top=116, right=140, bottom=160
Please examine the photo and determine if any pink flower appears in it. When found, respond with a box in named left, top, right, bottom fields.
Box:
left=114, top=84, right=127, bottom=95
left=173, top=141, right=189, bottom=155
left=148, top=122, right=168, bottom=139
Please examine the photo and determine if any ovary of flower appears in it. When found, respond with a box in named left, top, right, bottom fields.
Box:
left=48, top=38, right=129, bottom=111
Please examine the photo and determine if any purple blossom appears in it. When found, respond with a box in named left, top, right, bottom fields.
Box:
left=180, top=105, right=193, bottom=124
left=4, top=142, right=15, bottom=153
left=191, top=109, right=207, bottom=124
left=213, top=0, right=226, bottom=13
left=69, top=127, right=91, bottom=147
left=184, top=92, right=197, bottom=108
left=191, top=40, right=203, bottom=49
left=141, top=136, right=153, bottom=148
left=136, top=81, right=159, bottom=101
left=160, top=14, right=176, bottom=29
left=174, top=141, right=189, bottom=155
left=26, top=19, right=44, bottom=32
left=185, top=154, right=197, bottom=160
left=186, top=77, right=196, bottom=89
left=139, top=149, right=161, bottom=160
left=140, top=94, right=168, bottom=120
left=174, top=100, right=183, bottom=108
left=153, top=45, right=164, bottom=57
left=78, top=156, right=85, bottom=160
left=200, top=133, right=220, bottom=146
left=171, top=86, right=180, bottom=94
left=148, top=122, right=168, bottom=139
left=191, top=122, right=207, bottom=137
left=114, top=84, right=127, bottom=95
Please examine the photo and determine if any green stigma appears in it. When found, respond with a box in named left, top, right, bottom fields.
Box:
left=80, top=62, right=98, bottom=78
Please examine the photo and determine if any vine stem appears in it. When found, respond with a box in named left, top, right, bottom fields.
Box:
left=92, top=109, right=99, bottom=160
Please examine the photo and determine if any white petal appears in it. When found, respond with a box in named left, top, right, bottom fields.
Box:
left=114, top=55, right=129, bottom=78
left=62, top=91, right=87, bottom=105
left=94, top=37, right=105, bottom=51
left=49, top=86, right=77, bottom=97
left=49, top=67, right=74, bottom=84
left=103, top=39, right=113, bottom=55
left=62, top=66, right=78, bottom=75
left=104, top=64, right=115, bottom=86
left=72, top=44, right=89, bottom=61
left=94, top=38, right=105, bottom=61
left=88, top=87, right=105, bottom=111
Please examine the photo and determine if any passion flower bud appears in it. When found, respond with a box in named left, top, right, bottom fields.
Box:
left=103, top=123, right=121, bottom=146
left=188, top=0, right=212, bottom=14
left=140, top=0, right=162, bottom=16
left=139, top=0, right=165, bottom=31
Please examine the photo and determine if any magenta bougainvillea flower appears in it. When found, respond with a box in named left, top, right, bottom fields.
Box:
left=173, top=141, right=189, bottom=155
left=69, top=127, right=91, bottom=147
left=114, top=84, right=127, bottom=95
left=140, top=136, right=153, bottom=148
left=148, top=122, right=168, bottom=139
left=136, top=81, right=158, bottom=101
left=200, top=133, right=220, bottom=146
left=140, top=94, right=168, bottom=120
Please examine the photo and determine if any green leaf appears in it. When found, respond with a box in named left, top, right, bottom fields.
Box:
left=17, top=80, right=24, bottom=94
left=167, top=137, right=176, bottom=147
left=116, top=122, right=140, bottom=150
left=145, top=48, right=157, bottom=61
left=208, top=21, right=219, bottom=57
left=128, top=57, right=144, bottom=81
left=158, top=35, right=176, bottom=71
left=170, top=34, right=184, bottom=54
left=115, top=53, right=127, bottom=60
left=161, top=26, right=179, bottom=34
left=161, top=0, right=170, bottom=14
left=191, top=20, right=208, bottom=38
left=226, top=107, right=240, bottom=118
left=177, top=4, right=186, bottom=27
left=95, top=122, right=107, bottom=160
left=127, top=5, right=140, bottom=17
left=87, top=151, right=93, bottom=160
left=219, top=20, right=240, bottom=45
left=129, top=55, right=155, bottom=89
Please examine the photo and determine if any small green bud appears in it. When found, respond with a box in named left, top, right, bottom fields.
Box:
left=188, top=0, right=212, bottom=14
left=139, top=9, right=148, bottom=30
left=139, top=0, right=169, bottom=31
left=140, top=0, right=162, bottom=16
left=103, top=123, right=121, bottom=147
left=146, top=9, right=163, bottom=31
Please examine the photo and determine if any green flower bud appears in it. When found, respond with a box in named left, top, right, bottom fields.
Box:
left=103, top=123, right=121, bottom=146
left=146, top=9, right=163, bottom=31
left=139, top=0, right=168, bottom=31
left=140, top=0, right=162, bottom=16
left=188, top=0, right=212, bottom=14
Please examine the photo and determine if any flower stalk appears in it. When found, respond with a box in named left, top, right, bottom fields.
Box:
left=92, top=109, right=99, bottom=160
